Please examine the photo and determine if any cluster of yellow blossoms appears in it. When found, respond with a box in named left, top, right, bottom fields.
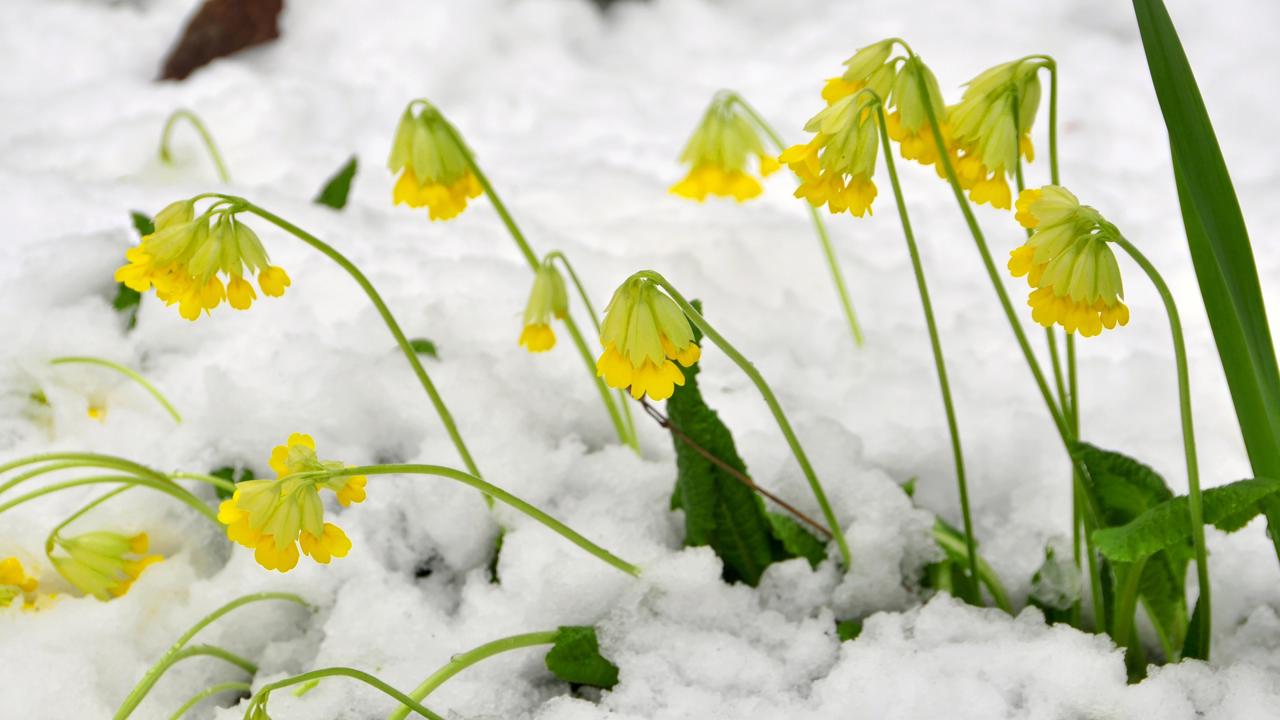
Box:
left=217, top=433, right=366, bottom=572
left=389, top=103, right=483, bottom=221
left=1009, top=185, right=1129, bottom=336
left=670, top=92, right=779, bottom=202
left=596, top=277, right=700, bottom=401
left=49, top=531, right=162, bottom=601
left=519, top=261, right=569, bottom=352
left=114, top=200, right=290, bottom=321
left=947, top=60, right=1043, bottom=209
left=1, top=557, right=39, bottom=609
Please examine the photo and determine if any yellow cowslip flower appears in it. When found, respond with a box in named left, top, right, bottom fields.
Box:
left=388, top=104, right=482, bottom=221
left=946, top=60, right=1042, bottom=209
left=670, top=92, right=779, bottom=202
left=519, top=261, right=568, bottom=353
left=114, top=200, right=290, bottom=321
left=0, top=557, right=39, bottom=609
left=1009, top=186, right=1128, bottom=337
left=596, top=277, right=700, bottom=401
left=49, top=531, right=162, bottom=601
left=821, top=39, right=896, bottom=105
left=217, top=433, right=365, bottom=573
left=885, top=57, right=949, bottom=172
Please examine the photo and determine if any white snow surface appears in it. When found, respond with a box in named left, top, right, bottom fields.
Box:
left=3, top=0, right=1280, bottom=718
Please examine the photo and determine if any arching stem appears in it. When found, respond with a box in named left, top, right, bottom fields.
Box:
left=167, top=681, right=252, bottom=720
left=159, top=109, right=230, bottom=183
left=244, top=667, right=444, bottom=720
left=50, top=356, right=182, bottom=423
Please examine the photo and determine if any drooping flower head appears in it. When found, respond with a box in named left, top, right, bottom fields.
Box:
left=884, top=56, right=948, bottom=170
left=114, top=199, right=290, bottom=321
left=596, top=276, right=700, bottom=401
left=49, top=531, right=162, bottom=600
left=0, top=557, right=39, bottom=609
left=519, top=260, right=569, bottom=353
left=670, top=92, right=779, bottom=202
left=946, top=59, right=1043, bottom=209
left=1009, top=185, right=1128, bottom=336
left=217, top=433, right=366, bottom=572
left=388, top=102, right=482, bottom=221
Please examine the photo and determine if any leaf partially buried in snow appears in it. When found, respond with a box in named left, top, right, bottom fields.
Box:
left=314, top=156, right=358, bottom=210
left=544, top=626, right=619, bottom=690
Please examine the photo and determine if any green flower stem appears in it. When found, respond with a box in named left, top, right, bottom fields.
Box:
left=50, top=356, right=182, bottom=423
left=232, top=200, right=488, bottom=504
left=332, top=464, right=640, bottom=576
left=433, top=115, right=634, bottom=450
left=388, top=630, right=559, bottom=720
left=931, top=521, right=1012, bottom=613
left=630, top=270, right=853, bottom=569
left=0, top=452, right=170, bottom=493
left=1076, top=480, right=1107, bottom=632
left=869, top=101, right=980, bottom=601
left=729, top=93, right=865, bottom=348
left=160, top=109, right=230, bottom=183
left=1111, top=556, right=1151, bottom=666
left=1113, top=235, right=1210, bottom=658
left=44, top=485, right=133, bottom=553
left=0, top=460, right=95, bottom=495
left=547, top=251, right=639, bottom=449
left=113, top=592, right=309, bottom=720
left=168, top=681, right=252, bottom=720
left=245, top=667, right=445, bottom=720
left=168, top=471, right=237, bottom=493
left=0, top=475, right=218, bottom=524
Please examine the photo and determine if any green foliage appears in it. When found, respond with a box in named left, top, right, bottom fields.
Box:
left=211, top=465, right=255, bottom=500
left=767, top=513, right=826, bottom=569
left=314, top=156, right=359, bottom=210
left=131, top=211, right=155, bottom=236
left=408, top=338, right=438, bottom=359
left=836, top=619, right=862, bottom=642
left=544, top=626, right=619, bottom=690
left=1094, top=478, right=1280, bottom=562
left=1134, top=0, right=1280, bottom=549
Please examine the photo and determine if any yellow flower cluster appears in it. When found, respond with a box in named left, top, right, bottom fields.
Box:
left=519, top=261, right=569, bottom=353
left=388, top=104, right=483, bottom=221
left=1009, top=186, right=1129, bottom=336
left=50, top=531, right=162, bottom=601
left=596, top=277, right=700, bottom=401
left=114, top=200, right=290, bottom=321
left=670, top=92, right=779, bottom=202
left=0, top=557, right=39, bottom=609
left=947, top=60, right=1042, bottom=209
left=218, top=433, right=366, bottom=572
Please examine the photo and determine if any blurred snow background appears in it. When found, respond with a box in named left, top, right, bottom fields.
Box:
left=2, top=0, right=1280, bottom=717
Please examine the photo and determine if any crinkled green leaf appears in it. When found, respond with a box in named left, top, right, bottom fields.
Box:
left=408, top=338, right=438, bottom=359
left=767, top=513, right=826, bottom=569
left=314, top=156, right=358, bottom=210
left=545, top=626, right=618, bottom=690
left=1073, top=443, right=1173, bottom=528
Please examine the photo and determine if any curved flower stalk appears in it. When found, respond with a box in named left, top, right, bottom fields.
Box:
left=597, top=271, right=852, bottom=569
left=49, top=355, right=183, bottom=424
left=673, top=91, right=864, bottom=349
left=113, top=592, right=310, bottom=720
left=159, top=108, right=230, bottom=183
left=389, top=99, right=638, bottom=449
left=243, top=667, right=444, bottom=720
left=669, top=91, right=780, bottom=201
left=217, top=433, right=366, bottom=572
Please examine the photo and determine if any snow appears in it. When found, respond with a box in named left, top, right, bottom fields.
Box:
left=3, top=0, right=1280, bottom=717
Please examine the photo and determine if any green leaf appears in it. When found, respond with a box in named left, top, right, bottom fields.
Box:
left=544, top=626, right=619, bottom=690
left=314, top=156, right=359, bottom=210
left=408, top=338, right=438, bottom=359
left=1094, top=478, right=1280, bottom=562
left=666, top=302, right=793, bottom=586
left=767, top=513, right=826, bottom=569
left=836, top=619, right=862, bottom=642
left=1133, top=0, right=1280, bottom=545
left=1073, top=443, right=1173, bottom=528
left=210, top=464, right=255, bottom=500
left=1182, top=595, right=1208, bottom=661
left=130, top=211, right=155, bottom=236
left=112, top=284, right=141, bottom=330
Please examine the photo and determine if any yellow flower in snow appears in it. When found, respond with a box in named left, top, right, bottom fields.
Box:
left=946, top=59, right=1043, bottom=209
left=0, top=557, right=39, bottom=609
left=519, top=261, right=568, bottom=353
left=670, top=92, right=779, bottom=202
left=596, top=277, right=700, bottom=401
left=217, top=433, right=365, bottom=572
left=49, top=531, right=162, bottom=600
left=388, top=103, right=482, bottom=221
left=1009, top=186, right=1128, bottom=337
left=884, top=57, right=949, bottom=171
left=114, top=200, right=290, bottom=321
left=821, top=39, right=895, bottom=106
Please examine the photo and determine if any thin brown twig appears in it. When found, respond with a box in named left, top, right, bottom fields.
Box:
left=639, top=398, right=834, bottom=540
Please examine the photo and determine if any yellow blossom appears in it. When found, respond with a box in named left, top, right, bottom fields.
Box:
left=50, top=531, right=162, bottom=600
left=0, top=557, right=39, bottom=609
left=884, top=57, right=950, bottom=172
left=388, top=103, right=483, bottom=221
left=670, top=92, right=778, bottom=202
left=114, top=200, right=289, bottom=321
left=217, top=433, right=364, bottom=573
left=596, top=277, right=700, bottom=401
left=946, top=59, right=1043, bottom=209
left=519, top=261, right=569, bottom=353
left=1009, top=186, right=1128, bottom=336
